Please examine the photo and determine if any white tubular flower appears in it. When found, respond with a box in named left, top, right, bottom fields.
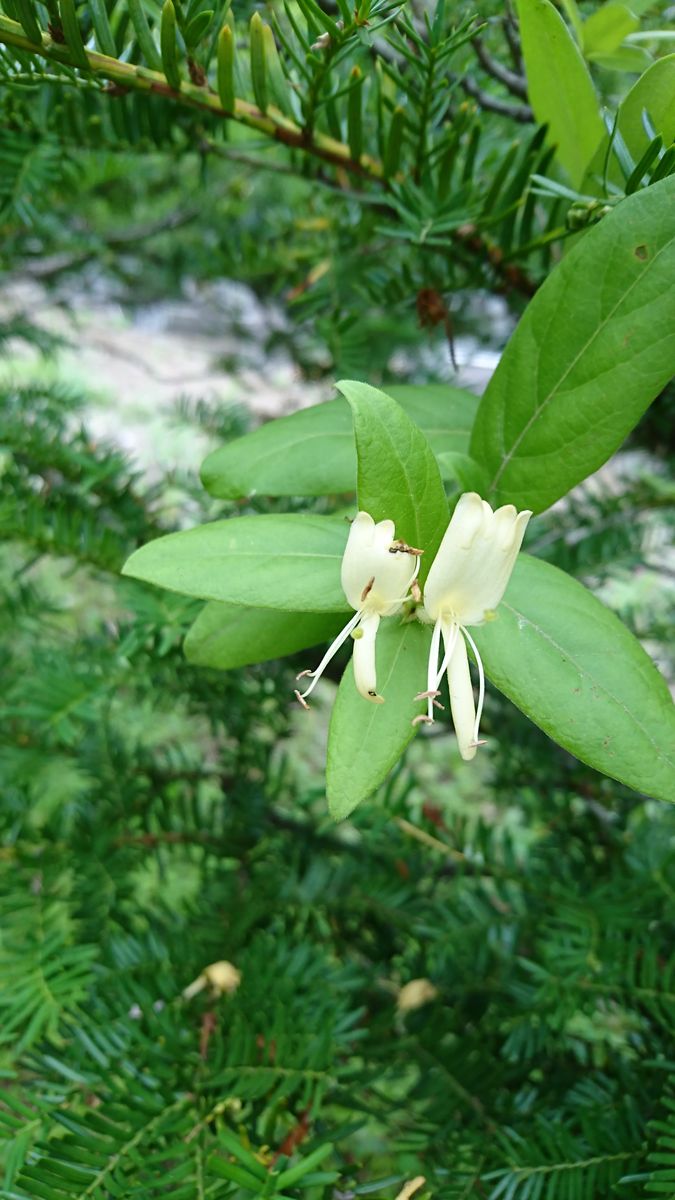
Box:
left=418, top=493, right=531, bottom=760
left=296, top=511, right=421, bottom=706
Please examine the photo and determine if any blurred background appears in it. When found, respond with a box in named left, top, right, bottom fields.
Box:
left=2, top=0, right=675, bottom=1196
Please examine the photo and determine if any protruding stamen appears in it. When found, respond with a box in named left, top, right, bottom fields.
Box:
left=389, top=539, right=424, bottom=556
left=460, top=625, right=486, bottom=747
left=294, top=690, right=310, bottom=710
left=424, top=618, right=443, bottom=723
left=435, top=621, right=460, bottom=690
left=408, top=554, right=422, bottom=588
left=412, top=713, right=434, bottom=727
left=414, top=689, right=441, bottom=701
left=297, top=609, right=362, bottom=702
left=295, top=669, right=312, bottom=680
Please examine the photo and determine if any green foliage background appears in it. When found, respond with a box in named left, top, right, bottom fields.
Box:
left=1, top=0, right=675, bottom=1197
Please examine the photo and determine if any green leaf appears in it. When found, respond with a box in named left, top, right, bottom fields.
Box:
left=389, top=383, right=478, bottom=448
left=207, top=1155, right=265, bottom=1190
left=217, top=22, right=236, bottom=112
left=262, top=22, right=294, bottom=117
left=185, top=7, right=212, bottom=47
left=249, top=11, right=268, bottom=112
left=617, top=51, right=675, bottom=144
left=558, top=0, right=583, bottom=44
left=184, top=601, right=344, bottom=669
left=59, top=0, right=90, bottom=69
left=609, top=54, right=675, bottom=182
left=587, top=46, right=652, bottom=72
left=435, top=451, right=491, bottom=495
left=517, top=0, right=604, bottom=186
left=583, top=55, right=675, bottom=193
left=582, top=3, right=639, bottom=57
left=160, top=0, right=182, bottom=90
left=14, top=0, right=42, bottom=45
left=277, top=1143, right=334, bottom=1187
left=122, top=515, right=350, bottom=612
left=337, top=380, right=449, bottom=582
left=472, top=555, right=675, bottom=802
left=470, top=176, right=675, bottom=512
left=127, top=0, right=163, bottom=70
left=384, top=105, right=406, bottom=178
left=89, top=0, right=116, bottom=54
left=326, top=619, right=430, bottom=820
left=200, top=384, right=478, bottom=500
left=347, top=66, right=364, bottom=162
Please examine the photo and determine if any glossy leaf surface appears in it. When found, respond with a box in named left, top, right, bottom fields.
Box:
left=473, top=555, right=675, bottom=802
left=123, top=515, right=350, bottom=612
left=200, top=384, right=477, bottom=499
left=326, top=619, right=430, bottom=820
left=338, top=379, right=449, bottom=582
left=517, top=0, right=604, bottom=186
left=471, top=177, right=675, bottom=511
left=184, top=602, right=344, bottom=669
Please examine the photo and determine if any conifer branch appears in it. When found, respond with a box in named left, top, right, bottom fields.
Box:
left=0, top=14, right=383, bottom=180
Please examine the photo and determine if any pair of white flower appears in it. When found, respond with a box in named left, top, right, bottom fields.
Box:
left=296, top=493, right=531, bottom=761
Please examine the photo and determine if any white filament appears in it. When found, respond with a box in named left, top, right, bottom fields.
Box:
left=297, top=609, right=362, bottom=700
left=420, top=617, right=486, bottom=750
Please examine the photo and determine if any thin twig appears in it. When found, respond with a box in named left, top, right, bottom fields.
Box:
left=471, top=34, right=528, bottom=98
left=503, top=5, right=524, bottom=71
left=458, top=74, right=532, bottom=123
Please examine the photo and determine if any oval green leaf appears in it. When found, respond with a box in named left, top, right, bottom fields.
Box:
left=586, top=54, right=675, bottom=191
left=517, top=0, right=604, bottom=186
left=582, top=3, right=638, bottom=57
left=436, top=451, right=491, bottom=495
left=122, top=514, right=351, bottom=612
left=470, top=176, right=675, bottom=512
left=200, top=384, right=478, bottom=500
left=472, top=555, right=675, bottom=802
left=326, top=619, right=431, bottom=821
left=337, top=379, right=449, bottom=583
left=184, top=601, right=344, bottom=669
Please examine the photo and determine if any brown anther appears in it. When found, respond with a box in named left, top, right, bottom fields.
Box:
left=414, top=689, right=440, bottom=701
left=433, top=699, right=444, bottom=711
left=411, top=580, right=422, bottom=604
left=360, top=576, right=375, bottom=602
left=412, top=714, right=434, bottom=727
left=294, top=690, right=310, bottom=710
left=389, top=540, right=424, bottom=556
left=295, top=669, right=312, bottom=680
left=469, top=738, right=488, bottom=748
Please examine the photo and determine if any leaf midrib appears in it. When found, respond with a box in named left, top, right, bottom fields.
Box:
left=489, top=232, right=675, bottom=493
left=501, top=600, right=675, bottom=771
